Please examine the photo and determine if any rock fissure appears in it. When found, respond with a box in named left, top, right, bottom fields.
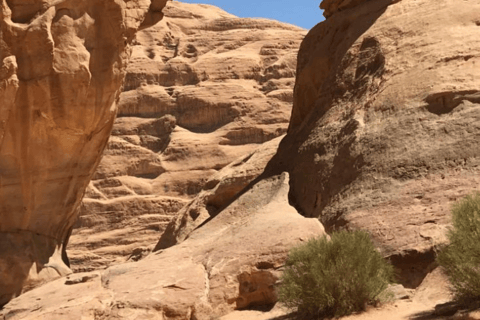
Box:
left=200, top=261, right=211, bottom=306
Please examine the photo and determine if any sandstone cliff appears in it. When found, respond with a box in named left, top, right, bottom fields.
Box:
left=68, top=1, right=306, bottom=272
left=0, top=0, right=167, bottom=306
left=269, top=0, right=480, bottom=288
left=3, top=0, right=480, bottom=319
left=152, top=0, right=480, bottom=289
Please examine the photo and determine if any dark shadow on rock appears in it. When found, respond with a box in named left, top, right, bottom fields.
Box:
left=387, top=249, right=437, bottom=289
left=268, top=312, right=301, bottom=320
left=0, top=231, right=61, bottom=307
left=409, top=301, right=480, bottom=320
left=154, top=0, right=397, bottom=251
left=288, top=0, right=396, bottom=132
left=261, top=0, right=397, bottom=225
left=409, top=304, right=456, bottom=320
left=242, top=304, right=277, bottom=312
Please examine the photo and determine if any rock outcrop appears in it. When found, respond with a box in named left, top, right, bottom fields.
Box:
left=156, top=136, right=284, bottom=250
left=68, top=1, right=306, bottom=271
left=0, top=0, right=167, bottom=306
left=0, top=173, right=325, bottom=319
left=319, top=0, right=381, bottom=18
left=4, top=0, right=480, bottom=318
left=268, top=0, right=480, bottom=287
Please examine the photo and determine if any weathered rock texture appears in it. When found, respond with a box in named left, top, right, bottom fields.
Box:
left=268, top=0, right=480, bottom=287
left=0, top=0, right=167, bottom=306
left=320, top=0, right=375, bottom=18
left=156, top=136, right=284, bottom=250
left=1, top=173, right=325, bottom=319
left=69, top=1, right=306, bottom=271
left=3, top=0, right=480, bottom=318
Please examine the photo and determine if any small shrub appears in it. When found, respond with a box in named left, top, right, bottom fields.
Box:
left=278, top=230, right=394, bottom=318
left=437, top=192, right=480, bottom=303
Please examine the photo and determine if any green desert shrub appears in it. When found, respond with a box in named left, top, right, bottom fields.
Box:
left=437, top=192, right=480, bottom=302
left=278, top=230, right=394, bottom=318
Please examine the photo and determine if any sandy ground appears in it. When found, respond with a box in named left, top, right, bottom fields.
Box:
left=219, top=300, right=452, bottom=320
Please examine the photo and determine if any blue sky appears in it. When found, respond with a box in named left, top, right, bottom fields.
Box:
left=180, top=0, right=325, bottom=30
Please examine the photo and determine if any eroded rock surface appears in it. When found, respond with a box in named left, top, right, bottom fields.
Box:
left=0, top=0, right=167, bottom=306
left=5, top=0, right=479, bottom=317
left=1, top=173, right=325, bottom=319
left=156, top=135, right=284, bottom=250
left=319, top=0, right=394, bottom=18
left=268, top=0, right=480, bottom=287
left=69, top=1, right=306, bottom=271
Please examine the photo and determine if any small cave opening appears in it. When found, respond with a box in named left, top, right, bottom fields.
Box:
left=387, top=248, right=437, bottom=289
left=424, top=90, right=480, bottom=115
left=5, top=0, right=43, bottom=24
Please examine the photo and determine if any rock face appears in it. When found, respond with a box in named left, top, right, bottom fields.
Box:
left=156, top=136, right=284, bottom=250
left=0, top=0, right=167, bottom=306
left=69, top=1, right=306, bottom=271
left=269, top=0, right=480, bottom=287
left=5, top=0, right=480, bottom=318
left=0, top=173, right=325, bottom=319
left=320, top=0, right=375, bottom=18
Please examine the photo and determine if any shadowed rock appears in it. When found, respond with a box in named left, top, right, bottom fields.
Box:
left=267, top=0, right=480, bottom=287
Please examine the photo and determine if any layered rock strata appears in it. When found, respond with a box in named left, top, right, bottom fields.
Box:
left=1, top=173, right=325, bottom=319
left=268, top=0, right=480, bottom=287
left=0, top=0, right=167, bottom=306
left=3, top=0, right=479, bottom=318
left=69, top=1, right=306, bottom=271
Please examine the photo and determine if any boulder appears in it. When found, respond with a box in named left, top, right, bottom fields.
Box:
left=156, top=135, right=284, bottom=250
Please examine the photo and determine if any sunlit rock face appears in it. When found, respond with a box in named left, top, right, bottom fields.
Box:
left=68, top=1, right=307, bottom=272
left=0, top=0, right=167, bottom=306
left=0, top=172, right=326, bottom=320
left=268, top=0, right=480, bottom=287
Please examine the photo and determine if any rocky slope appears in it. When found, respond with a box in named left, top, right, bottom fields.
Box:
left=68, top=0, right=306, bottom=271
left=0, top=0, right=167, bottom=306
left=1, top=173, right=325, bottom=319
left=149, top=0, right=480, bottom=290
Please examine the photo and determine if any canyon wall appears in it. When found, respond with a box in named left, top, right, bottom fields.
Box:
left=0, top=0, right=167, bottom=306
left=2, top=0, right=480, bottom=319
left=68, top=1, right=306, bottom=272
left=269, top=0, right=480, bottom=287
